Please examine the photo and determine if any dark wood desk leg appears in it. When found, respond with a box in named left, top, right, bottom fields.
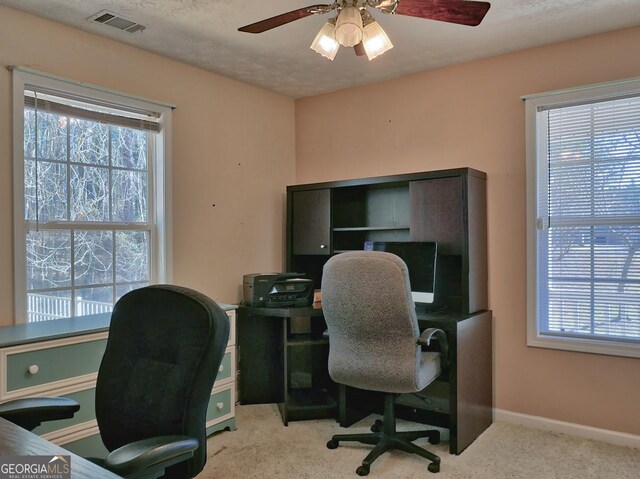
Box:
left=452, top=311, right=492, bottom=454
left=237, top=309, right=283, bottom=405
left=338, top=384, right=347, bottom=426
left=277, top=317, right=289, bottom=426
left=338, top=384, right=381, bottom=428
left=337, top=384, right=361, bottom=427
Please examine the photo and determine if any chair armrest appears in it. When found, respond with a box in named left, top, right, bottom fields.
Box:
left=417, top=328, right=449, bottom=369
left=0, top=397, right=80, bottom=431
left=104, top=435, right=198, bottom=479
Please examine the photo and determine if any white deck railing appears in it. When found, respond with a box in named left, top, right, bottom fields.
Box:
left=28, top=293, right=112, bottom=322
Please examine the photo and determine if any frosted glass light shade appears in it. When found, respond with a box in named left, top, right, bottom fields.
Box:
left=335, top=6, right=363, bottom=47
left=310, top=21, right=339, bottom=60
left=362, top=21, right=393, bottom=60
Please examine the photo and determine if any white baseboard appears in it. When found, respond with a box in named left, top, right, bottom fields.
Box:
left=494, top=409, right=640, bottom=450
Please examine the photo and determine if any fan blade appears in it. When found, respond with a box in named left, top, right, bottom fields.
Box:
left=394, top=0, right=491, bottom=26
left=238, top=5, right=332, bottom=33
left=354, top=42, right=366, bottom=56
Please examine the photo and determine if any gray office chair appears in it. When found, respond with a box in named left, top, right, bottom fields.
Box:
left=0, top=285, right=230, bottom=479
left=322, top=251, right=447, bottom=476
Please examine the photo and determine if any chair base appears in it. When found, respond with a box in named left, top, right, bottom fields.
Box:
left=326, top=394, right=441, bottom=476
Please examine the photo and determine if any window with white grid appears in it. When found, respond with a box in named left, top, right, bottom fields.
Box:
left=526, top=79, right=640, bottom=357
left=13, top=69, right=172, bottom=323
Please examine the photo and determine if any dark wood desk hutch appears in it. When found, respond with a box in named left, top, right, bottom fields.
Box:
left=238, top=168, right=492, bottom=455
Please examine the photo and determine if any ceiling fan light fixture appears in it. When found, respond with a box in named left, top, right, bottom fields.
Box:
left=362, top=20, right=393, bottom=60
left=310, top=20, right=340, bottom=60
left=334, top=6, right=363, bottom=47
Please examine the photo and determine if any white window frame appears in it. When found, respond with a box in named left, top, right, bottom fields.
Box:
left=12, top=67, right=174, bottom=323
left=525, top=77, right=640, bottom=358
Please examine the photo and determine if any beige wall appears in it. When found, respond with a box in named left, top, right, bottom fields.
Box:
left=0, top=6, right=295, bottom=326
left=296, top=27, right=640, bottom=435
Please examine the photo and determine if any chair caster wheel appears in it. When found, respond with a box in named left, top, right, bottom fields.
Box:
left=370, top=420, right=383, bottom=433
left=356, top=465, right=370, bottom=476
left=326, top=439, right=339, bottom=449
left=428, top=431, right=441, bottom=445
left=428, top=462, right=440, bottom=473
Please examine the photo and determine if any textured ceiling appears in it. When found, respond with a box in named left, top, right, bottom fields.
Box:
left=2, top=0, right=640, bottom=98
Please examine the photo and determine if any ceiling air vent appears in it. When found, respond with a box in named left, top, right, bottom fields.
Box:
left=88, top=10, right=146, bottom=34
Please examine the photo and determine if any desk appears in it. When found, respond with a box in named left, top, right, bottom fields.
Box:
left=237, top=305, right=492, bottom=454
left=237, top=305, right=336, bottom=425
left=416, top=309, right=492, bottom=455
left=0, top=417, right=121, bottom=478
left=339, top=309, right=493, bottom=455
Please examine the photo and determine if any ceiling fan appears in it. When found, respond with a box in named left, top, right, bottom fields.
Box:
left=238, top=0, right=491, bottom=61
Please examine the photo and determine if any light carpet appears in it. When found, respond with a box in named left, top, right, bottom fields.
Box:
left=201, top=404, right=640, bottom=478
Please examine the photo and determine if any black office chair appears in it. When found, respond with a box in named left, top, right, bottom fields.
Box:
left=0, top=285, right=230, bottom=479
left=322, top=251, right=448, bottom=476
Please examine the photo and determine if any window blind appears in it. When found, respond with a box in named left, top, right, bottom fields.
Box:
left=25, top=90, right=161, bottom=132
left=541, top=95, right=640, bottom=342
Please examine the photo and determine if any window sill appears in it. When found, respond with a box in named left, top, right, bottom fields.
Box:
left=527, top=334, right=640, bottom=359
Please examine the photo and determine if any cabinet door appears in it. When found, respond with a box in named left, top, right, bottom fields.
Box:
left=409, top=177, right=462, bottom=255
left=292, top=189, right=331, bottom=255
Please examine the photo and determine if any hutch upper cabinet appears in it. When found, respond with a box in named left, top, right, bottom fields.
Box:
left=286, top=168, right=487, bottom=315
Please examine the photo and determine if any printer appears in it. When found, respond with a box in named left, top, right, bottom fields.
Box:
left=243, top=273, right=314, bottom=308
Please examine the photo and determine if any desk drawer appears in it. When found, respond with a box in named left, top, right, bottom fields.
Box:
left=1, top=332, right=107, bottom=399
left=32, top=386, right=97, bottom=436
left=62, top=430, right=109, bottom=459
left=206, top=385, right=234, bottom=427
left=214, top=347, right=235, bottom=386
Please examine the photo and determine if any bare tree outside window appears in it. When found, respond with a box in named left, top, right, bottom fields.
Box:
left=24, top=103, right=152, bottom=322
